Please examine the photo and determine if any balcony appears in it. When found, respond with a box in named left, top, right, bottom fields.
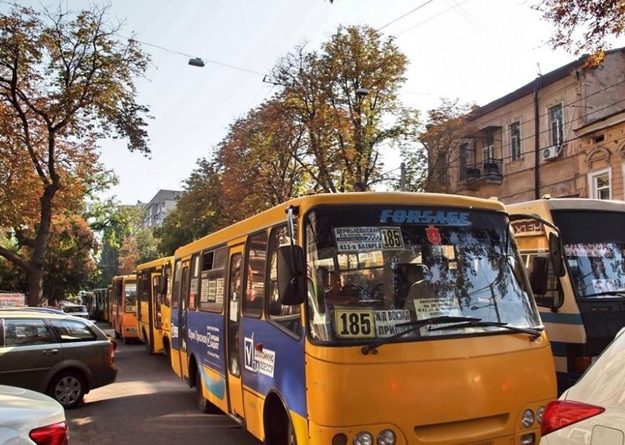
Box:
left=462, top=158, right=503, bottom=188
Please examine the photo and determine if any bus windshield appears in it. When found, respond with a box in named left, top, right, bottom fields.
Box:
left=305, top=205, right=540, bottom=344
left=553, top=210, right=625, bottom=299
left=125, top=281, right=137, bottom=312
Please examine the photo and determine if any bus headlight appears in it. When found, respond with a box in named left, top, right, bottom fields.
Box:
left=521, top=409, right=535, bottom=428
left=353, top=431, right=373, bottom=445
left=536, top=406, right=545, bottom=424
left=377, top=429, right=396, bottom=445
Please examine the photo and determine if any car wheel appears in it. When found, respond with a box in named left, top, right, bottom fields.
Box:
left=48, top=371, right=86, bottom=409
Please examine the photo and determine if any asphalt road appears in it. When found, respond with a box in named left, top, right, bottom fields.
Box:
left=65, top=325, right=261, bottom=445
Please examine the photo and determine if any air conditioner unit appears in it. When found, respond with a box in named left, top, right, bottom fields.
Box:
left=542, top=145, right=561, bottom=161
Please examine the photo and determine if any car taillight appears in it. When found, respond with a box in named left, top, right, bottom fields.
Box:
left=541, top=400, right=605, bottom=436
left=108, top=341, right=115, bottom=364
left=29, top=421, right=69, bottom=445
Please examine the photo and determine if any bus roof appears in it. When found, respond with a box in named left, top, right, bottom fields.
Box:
left=112, top=274, right=136, bottom=282
left=507, top=198, right=625, bottom=215
left=136, top=256, right=174, bottom=272
left=174, top=192, right=507, bottom=259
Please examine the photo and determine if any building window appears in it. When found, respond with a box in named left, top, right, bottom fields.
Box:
left=510, top=121, right=521, bottom=161
left=483, top=131, right=495, bottom=163
left=588, top=168, right=611, bottom=200
left=549, top=104, right=563, bottom=146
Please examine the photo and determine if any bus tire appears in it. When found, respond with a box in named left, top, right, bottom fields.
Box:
left=163, top=338, right=170, bottom=359
left=195, top=369, right=217, bottom=413
left=143, top=330, right=152, bottom=354
left=265, top=400, right=297, bottom=445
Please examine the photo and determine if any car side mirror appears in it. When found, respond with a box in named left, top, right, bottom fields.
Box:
left=277, top=245, right=306, bottom=306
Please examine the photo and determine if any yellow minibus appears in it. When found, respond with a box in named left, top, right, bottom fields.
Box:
left=170, top=192, right=556, bottom=445
left=136, top=256, right=174, bottom=355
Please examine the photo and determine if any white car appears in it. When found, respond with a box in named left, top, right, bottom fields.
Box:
left=0, top=385, right=68, bottom=445
left=540, top=327, right=625, bottom=444
left=61, top=304, right=89, bottom=319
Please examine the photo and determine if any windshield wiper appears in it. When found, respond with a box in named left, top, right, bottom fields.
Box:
left=361, top=316, right=480, bottom=355
left=583, top=289, right=625, bottom=298
left=428, top=319, right=543, bottom=340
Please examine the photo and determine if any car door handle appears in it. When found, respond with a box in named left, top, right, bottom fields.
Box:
left=42, top=349, right=59, bottom=355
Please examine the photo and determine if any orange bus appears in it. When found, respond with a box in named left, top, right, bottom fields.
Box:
left=111, top=274, right=138, bottom=343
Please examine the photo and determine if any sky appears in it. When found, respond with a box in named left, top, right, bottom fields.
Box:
left=3, top=0, right=602, bottom=205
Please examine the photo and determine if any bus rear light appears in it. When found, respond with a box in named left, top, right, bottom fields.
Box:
left=29, top=421, right=69, bottom=445
left=520, top=432, right=535, bottom=445
left=541, top=400, right=605, bottom=436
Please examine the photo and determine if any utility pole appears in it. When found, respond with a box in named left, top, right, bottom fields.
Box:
left=399, top=162, right=406, bottom=191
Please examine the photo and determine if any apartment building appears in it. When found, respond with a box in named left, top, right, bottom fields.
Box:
left=437, top=47, right=625, bottom=203
left=143, top=189, right=182, bottom=228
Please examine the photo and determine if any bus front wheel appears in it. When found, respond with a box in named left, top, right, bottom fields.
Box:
left=265, top=402, right=297, bottom=445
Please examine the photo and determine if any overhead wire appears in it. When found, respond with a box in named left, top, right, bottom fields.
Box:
left=377, top=0, right=438, bottom=31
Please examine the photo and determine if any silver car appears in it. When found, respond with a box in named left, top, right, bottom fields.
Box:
left=0, top=384, right=68, bottom=445
left=0, top=311, right=117, bottom=408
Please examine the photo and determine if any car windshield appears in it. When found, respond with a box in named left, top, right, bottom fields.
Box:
left=553, top=210, right=625, bottom=299
left=64, top=305, right=87, bottom=313
left=305, top=205, right=540, bottom=344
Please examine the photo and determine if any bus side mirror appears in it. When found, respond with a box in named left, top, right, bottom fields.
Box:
left=277, top=245, right=306, bottom=306
left=549, top=232, right=566, bottom=277
left=529, top=257, right=549, bottom=296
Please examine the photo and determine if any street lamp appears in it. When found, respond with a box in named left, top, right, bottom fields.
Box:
left=355, top=87, right=369, bottom=99
left=188, top=57, right=205, bottom=68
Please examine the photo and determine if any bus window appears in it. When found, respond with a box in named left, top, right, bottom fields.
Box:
left=172, top=260, right=182, bottom=309
left=189, top=254, right=200, bottom=311
left=243, top=231, right=267, bottom=318
left=199, top=247, right=226, bottom=313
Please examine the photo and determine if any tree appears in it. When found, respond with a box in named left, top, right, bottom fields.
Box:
left=97, top=203, right=147, bottom=284
left=42, top=215, right=97, bottom=305
left=0, top=6, right=150, bottom=305
left=534, top=0, right=625, bottom=65
left=272, top=26, right=419, bottom=192
left=216, top=99, right=309, bottom=224
left=416, top=99, right=475, bottom=193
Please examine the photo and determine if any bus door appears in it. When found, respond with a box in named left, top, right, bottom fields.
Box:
left=226, top=246, right=245, bottom=418
left=177, top=260, right=191, bottom=381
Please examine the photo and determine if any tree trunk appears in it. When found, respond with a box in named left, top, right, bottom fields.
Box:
left=26, top=182, right=59, bottom=306
left=26, top=265, right=43, bottom=307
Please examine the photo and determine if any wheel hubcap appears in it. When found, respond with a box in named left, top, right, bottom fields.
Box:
left=55, top=376, right=80, bottom=404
